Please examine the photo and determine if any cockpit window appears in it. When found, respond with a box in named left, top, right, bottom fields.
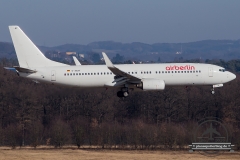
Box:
left=219, top=69, right=226, bottom=72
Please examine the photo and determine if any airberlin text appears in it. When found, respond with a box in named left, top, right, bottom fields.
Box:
left=166, top=65, right=195, bottom=71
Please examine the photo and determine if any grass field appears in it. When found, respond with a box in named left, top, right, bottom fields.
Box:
left=0, top=147, right=239, bottom=160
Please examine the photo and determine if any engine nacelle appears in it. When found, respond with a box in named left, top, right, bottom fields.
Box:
left=136, top=79, right=165, bottom=91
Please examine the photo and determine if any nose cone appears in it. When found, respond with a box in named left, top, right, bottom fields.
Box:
left=229, top=72, right=236, bottom=81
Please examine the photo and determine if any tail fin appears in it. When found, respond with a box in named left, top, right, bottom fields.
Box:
left=9, top=26, right=68, bottom=68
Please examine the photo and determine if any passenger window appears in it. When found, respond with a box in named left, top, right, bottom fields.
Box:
left=172, top=71, right=173, bottom=73
left=178, top=71, right=180, bottom=73
left=193, top=71, right=195, bottom=73
left=97, top=73, right=99, bottom=75
left=67, top=73, right=69, bottom=76
left=162, top=71, right=164, bottom=73
left=181, top=71, right=183, bottom=73
left=91, top=73, right=93, bottom=75
left=73, top=73, right=75, bottom=75
left=175, top=71, right=177, bottom=73
left=168, top=71, right=170, bottom=73
left=135, top=72, right=137, bottom=74
left=132, top=72, right=134, bottom=74
left=187, top=71, right=189, bottom=73
left=76, top=73, right=78, bottom=75
left=199, top=70, right=201, bottom=73
left=70, top=73, right=72, bottom=76
left=85, top=73, right=87, bottom=75
left=94, top=73, right=96, bottom=75
left=64, top=73, right=66, bottom=76
left=88, top=73, right=90, bottom=75
left=190, top=71, right=192, bottom=73
left=150, top=71, right=151, bottom=74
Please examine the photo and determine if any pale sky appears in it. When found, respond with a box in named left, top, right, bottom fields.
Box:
left=0, top=0, right=240, bottom=46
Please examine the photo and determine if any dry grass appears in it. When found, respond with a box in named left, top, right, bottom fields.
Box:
left=0, top=146, right=239, bottom=160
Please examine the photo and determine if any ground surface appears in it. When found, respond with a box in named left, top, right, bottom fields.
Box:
left=0, top=147, right=239, bottom=160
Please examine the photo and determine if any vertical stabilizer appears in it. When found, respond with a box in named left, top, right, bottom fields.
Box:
left=9, top=26, right=67, bottom=68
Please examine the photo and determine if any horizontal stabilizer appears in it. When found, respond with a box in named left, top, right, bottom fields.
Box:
left=4, top=67, right=17, bottom=72
left=13, top=66, right=36, bottom=73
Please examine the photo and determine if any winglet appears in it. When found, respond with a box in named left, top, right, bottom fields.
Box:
left=72, top=56, right=81, bottom=65
left=102, top=52, right=114, bottom=68
left=102, top=52, right=141, bottom=82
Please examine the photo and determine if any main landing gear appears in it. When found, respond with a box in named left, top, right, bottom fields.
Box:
left=117, top=87, right=129, bottom=98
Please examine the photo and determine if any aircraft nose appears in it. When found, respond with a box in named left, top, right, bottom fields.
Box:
left=229, top=72, right=236, bottom=81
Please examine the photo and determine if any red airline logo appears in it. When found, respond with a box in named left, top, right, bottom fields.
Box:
left=166, top=65, right=195, bottom=70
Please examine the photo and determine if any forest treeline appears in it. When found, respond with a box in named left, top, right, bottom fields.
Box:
left=0, top=58, right=240, bottom=150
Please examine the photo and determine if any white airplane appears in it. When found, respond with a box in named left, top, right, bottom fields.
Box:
left=6, top=26, right=236, bottom=97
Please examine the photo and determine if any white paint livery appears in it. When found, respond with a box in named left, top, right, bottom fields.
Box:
left=8, top=26, right=236, bottom=97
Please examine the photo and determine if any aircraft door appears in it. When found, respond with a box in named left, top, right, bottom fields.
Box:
left=51, top=70, right=56, bottom=81
left=208, top=67, right=213, bottom=77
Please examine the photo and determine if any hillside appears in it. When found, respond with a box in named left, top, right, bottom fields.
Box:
left=1, top=39, right=240, bottom=62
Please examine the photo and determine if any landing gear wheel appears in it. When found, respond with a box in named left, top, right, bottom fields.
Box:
left=117, top=91, right=129, bottom=97
left=123, top=91, right=129, bottom=97
left=211, top=87, right=215, bottom=95
left=117, top=91, right=123, bottom=97
left=117, top=87, right=129, bottom=98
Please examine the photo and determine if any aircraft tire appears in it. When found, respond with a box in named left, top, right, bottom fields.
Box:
left=123, top=91, right=129, bottom=97
left=117, top=91, right=123, bottom=97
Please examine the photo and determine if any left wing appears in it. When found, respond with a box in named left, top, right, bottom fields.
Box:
left=102, top=52, right=141, bottom=84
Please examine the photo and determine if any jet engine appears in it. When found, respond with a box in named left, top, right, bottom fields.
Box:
left=136, top=79, right=165, bottom=90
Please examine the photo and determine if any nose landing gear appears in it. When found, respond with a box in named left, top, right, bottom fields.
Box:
left=211, top=84, right=223, bottom=94
left=211, top=88, right=215, bottom=94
